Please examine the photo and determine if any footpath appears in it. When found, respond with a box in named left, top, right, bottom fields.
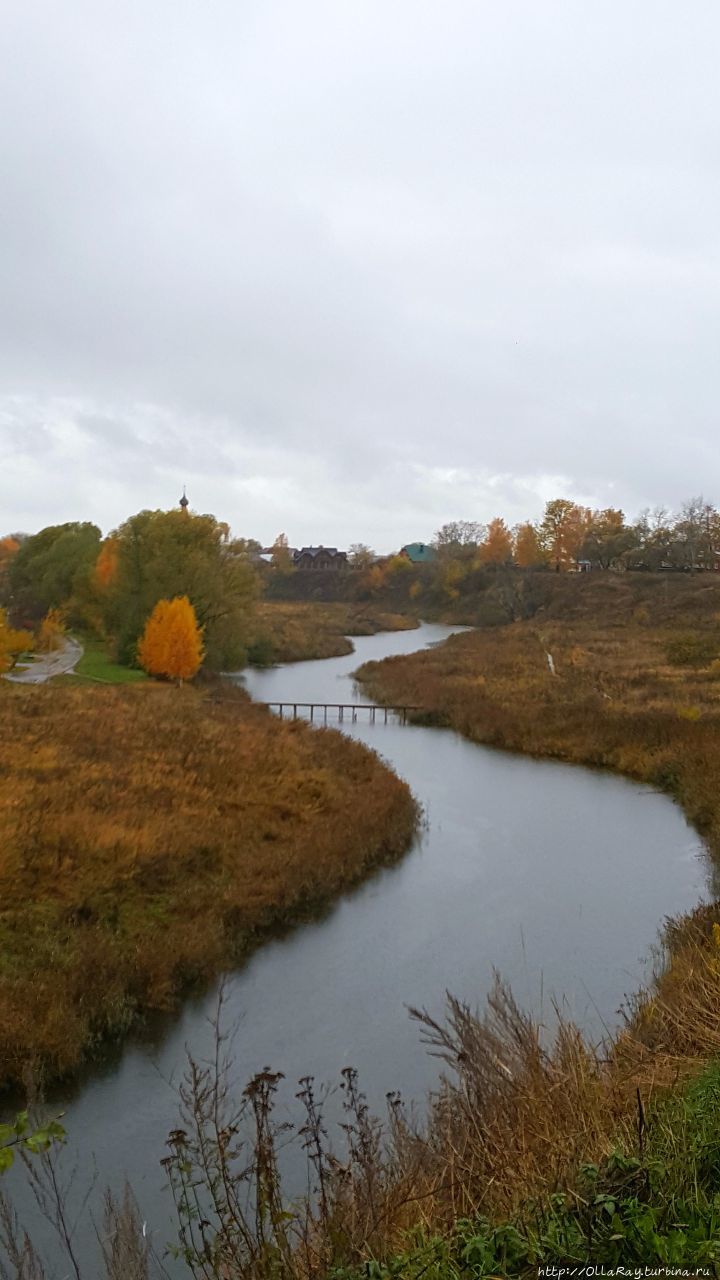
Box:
left=4, top=637, right=83, bottom=684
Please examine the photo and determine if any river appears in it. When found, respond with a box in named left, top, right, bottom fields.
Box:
left=9, top=622, right=710, bottom=1274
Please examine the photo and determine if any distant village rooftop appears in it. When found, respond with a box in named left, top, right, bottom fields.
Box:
left=293, top=546, right=348, bottom=571
left=400, top=542, right=436, bottom=564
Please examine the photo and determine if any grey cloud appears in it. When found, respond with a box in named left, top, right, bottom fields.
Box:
left=1, top=0, right=719, bottom=546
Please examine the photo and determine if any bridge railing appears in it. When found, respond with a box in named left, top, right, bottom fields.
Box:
left=260, top=701, right=423, bottom=724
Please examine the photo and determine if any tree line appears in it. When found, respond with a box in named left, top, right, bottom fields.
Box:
left=2, top=494, right=719, bottom=677
left=0, top=508, right=259, bottom=679
left=342, top=497, right=720, bottom=574
left=436, top=498, right=720, bottom=572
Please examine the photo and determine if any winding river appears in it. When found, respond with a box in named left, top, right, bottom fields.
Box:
left=12, top=623, right=710, bottom=1273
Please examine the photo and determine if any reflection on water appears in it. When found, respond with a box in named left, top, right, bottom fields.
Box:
left=9, top=623, right=709, bottom=1272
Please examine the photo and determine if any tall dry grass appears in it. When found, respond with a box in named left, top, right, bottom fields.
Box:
left=0, top=681, right=417, bottom=1087
left=343, top=601, right=720, bottom=1246
left=9, top=953, right=720, bottom=1280
left=6, top=582, right=720, bottom=1275
left=248, top=602, right=417, bottom=664
left=357, top=613, right=720, bottom=854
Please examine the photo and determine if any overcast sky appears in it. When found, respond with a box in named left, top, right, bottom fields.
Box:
left=1, top=1, right=718, bottom=550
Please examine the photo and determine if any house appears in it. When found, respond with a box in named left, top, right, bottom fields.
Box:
left=399, top=542, right=436, bottom=564
left=293, top=546, right=348, bottom=571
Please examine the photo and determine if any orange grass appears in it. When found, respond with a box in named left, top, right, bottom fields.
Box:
left=346, top=598, right=720, bottom=1229
left=0, top=681, right=417, bottom=1088
left=249, top=602, right=418, bottom=664
left=358, top=611, right=720, bottom=854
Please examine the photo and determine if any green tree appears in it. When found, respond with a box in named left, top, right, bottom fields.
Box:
left=103, top=509, right=258, bottom=669
left=8, top=522, right=101, bottom=624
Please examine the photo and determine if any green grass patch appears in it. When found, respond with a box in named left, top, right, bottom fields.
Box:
left=69, top=636, right=148, bottom=684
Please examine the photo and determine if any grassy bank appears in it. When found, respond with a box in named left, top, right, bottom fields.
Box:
left=247, top=601, right=418, bottom=664
left=302, top=583, right=720, bottom=1270
left=333, top=1060, right=720, bottom=1275
left=0, top=681, right=417, bottom=1088
left=357, top=594, right=720, bottom=856
left=134, top=586, right=720, bottom=1279
left=68, top=634, right=148, bottom=683
left=8, top=578, right=720, bottom=1275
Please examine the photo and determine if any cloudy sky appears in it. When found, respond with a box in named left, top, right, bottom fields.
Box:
left=1, top=1, right=718, bottom=550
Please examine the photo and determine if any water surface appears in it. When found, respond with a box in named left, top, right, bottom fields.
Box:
left=10, top=622, right=709, bottom=1271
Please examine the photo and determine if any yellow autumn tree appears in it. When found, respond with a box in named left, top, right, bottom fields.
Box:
left=137, top=596, right=204, bottom=682
left=94, top=537, right=119, bottom=589
left=0, top=608, right=33, bottom=673
left=478, top=517, right=514, bottom=566
left=37, top=608, right=66, bottom=652
left=514, top=522, right=546, bottom=568
left=539, top=498, right=591, bottom=570
left=270, top=532, right=293, bottom=574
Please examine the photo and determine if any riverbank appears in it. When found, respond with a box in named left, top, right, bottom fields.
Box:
left=335, top=1059, right=720, bottom=1274
left=356, top=616, right=720, bottom=857
left=1, top=620, right=714, bottom=1276
left=333, top=612, right=720, bottom=1267
left=0, top=680, right=417, bottom=1089
left=248, top=601, right=418, bottom=664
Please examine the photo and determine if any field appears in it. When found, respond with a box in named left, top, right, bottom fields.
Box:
left=247, top=601, right=418, bottom=664
left=0, top=680, right=417, bottom=1088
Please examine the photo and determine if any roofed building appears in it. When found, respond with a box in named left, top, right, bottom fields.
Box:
left=399, top=542, right=436, bottom=564
left=293, top=546, right=348, bottom=571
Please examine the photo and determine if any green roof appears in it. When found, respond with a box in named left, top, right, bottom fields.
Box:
left=401, top=542, right=436, bottom=564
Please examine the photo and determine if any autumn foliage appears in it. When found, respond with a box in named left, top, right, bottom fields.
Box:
left=0, top=608, right=33, bottom=673
left=138, top=595, right=204, bottom=681
left=514, top=521, right=545, bottom=568
left=358, top=574, right=720, bottom=860
left=0, top=682, right=417, bottom=1085
left=37, top=607, right=66, bottom=652
left=93, top=536, right=119, bottom=589
left=0, top=536, right=19, bottom=586
left=477, top=516, right=513, bottom=566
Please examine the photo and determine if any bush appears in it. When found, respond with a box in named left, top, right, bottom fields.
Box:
left=665, top=633, right=720, bottom=667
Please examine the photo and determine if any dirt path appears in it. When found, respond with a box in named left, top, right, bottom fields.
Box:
left=4, top=637, right=84, bottom=684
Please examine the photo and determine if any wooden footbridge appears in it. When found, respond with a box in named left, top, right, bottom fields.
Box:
left=260, top=701, right=423, bottom=724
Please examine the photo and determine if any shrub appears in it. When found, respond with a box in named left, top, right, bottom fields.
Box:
left=665, top=633, right=720, bottom=667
